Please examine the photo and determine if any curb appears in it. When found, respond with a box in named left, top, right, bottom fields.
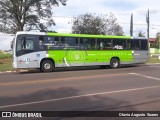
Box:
left=146, top=63, right=160, bottom=65
left=0, top=70, right=29, bottom=74
left=0, top=64, right=160, bottom=74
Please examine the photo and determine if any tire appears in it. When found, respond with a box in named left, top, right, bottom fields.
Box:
left=40, top=60, right=54, bottom=72
left=110, top=58, right=120, bottom=69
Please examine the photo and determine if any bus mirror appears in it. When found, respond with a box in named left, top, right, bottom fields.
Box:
left=10, top=40, right=13, bottom=49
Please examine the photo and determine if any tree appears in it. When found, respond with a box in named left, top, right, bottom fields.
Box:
left=156, top=32, right=160, bottom=49
left=138, top=31, right=145, bottom=37
left=0, top=0, right=67, bottom=34
left=72, top=13, right=124, bottom=36
left=150, top=32, right=160, bottom=48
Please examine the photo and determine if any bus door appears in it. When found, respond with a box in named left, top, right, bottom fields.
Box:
left=62, top=37, right=86, bottom=67
left=16, top=35, right=39, bottom=68
left=79, top=38, right=98, bottom=66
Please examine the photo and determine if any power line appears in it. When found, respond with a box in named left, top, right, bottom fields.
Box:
left=52, top=15, right=160, bottom=27
left=119, top=22, right=160, bottom=27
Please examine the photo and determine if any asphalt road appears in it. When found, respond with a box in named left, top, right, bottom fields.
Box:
left=0, top=64, right=160, bottom=119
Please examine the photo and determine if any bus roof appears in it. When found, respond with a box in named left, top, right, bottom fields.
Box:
left=16, top=31, right=46, bottom=36
left=16, top=31, right=146, bottom=39
left=47, top=32, right=132, bottom=39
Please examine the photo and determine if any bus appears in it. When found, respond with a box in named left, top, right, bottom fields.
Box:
left=12, top=31, right=149, bottom=72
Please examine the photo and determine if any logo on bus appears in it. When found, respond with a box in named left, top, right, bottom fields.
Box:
left=114, top=45, right=123, bottom=49
left=67, top=51, right=86, bottom=65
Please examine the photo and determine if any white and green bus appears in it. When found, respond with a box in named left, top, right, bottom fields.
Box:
left=12, top=31, right=149, bottom=72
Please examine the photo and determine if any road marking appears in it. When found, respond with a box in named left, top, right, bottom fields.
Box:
left=0, top=73, right=128, bottom=86
left=129, top=73, right=160, bottom=81
left=0, top=85, right=159, bottom=109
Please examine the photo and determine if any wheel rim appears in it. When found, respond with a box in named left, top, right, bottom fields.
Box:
left=44, top=63, right=51, bottom=70
left=113, top=61, right=118, bottom=68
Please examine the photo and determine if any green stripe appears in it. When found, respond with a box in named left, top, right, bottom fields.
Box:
left=47, top=33, right=131, bottom=39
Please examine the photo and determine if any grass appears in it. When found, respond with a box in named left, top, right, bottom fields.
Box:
left=0, top=59, right=13, bottom=71
left=149, top=56, right=160, bottom=63
left=0, top=52, right=13, bottom=72
left=0, top=53, right=12, bottom=59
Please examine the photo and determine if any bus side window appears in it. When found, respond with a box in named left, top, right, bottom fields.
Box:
left=104, top=39, right=112, bottom=49
left=61, top=37, right=79, bottom=50
left=141, top=40, right=148, bottom=50
left=44, top=37, right=54, bottom=50
left=113, top=39, right=126, bottom=50
left=79, top=38, right=96, bottom=50
left=131, top=40, right=140, bottom=50
left=127, top=40, right=133, bottom=50
left=39, top=36, right=60, bottom=50
left=39, top=36, right=44, bottom=50
left=79, top=38, right=87, bottom=50
left=100, top=42, right=104, bottom=50
left=97, top=39, right=105, bottom=50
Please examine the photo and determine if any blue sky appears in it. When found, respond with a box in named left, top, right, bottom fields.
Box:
left=52, top=0, right=160, bottom=37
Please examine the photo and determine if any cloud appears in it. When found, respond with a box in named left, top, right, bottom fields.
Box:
left=52, top=0, right=160, bottom=38
left=0, top=34, right=14, bottom=50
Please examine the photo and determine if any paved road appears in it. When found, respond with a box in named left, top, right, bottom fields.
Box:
left=0, top=65, right=160, bottom=119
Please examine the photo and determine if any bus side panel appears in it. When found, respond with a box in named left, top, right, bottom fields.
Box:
left=85, top=50, right=133, bottom=66
left=48, top=50, right=66, bottom=67
left=132, top=50, right=149, bottom=63
left=106, top=50, right=133, bottom=63
left=16, top=51, right=47, bottom=69
left=48, top=50, right=134, bottom=67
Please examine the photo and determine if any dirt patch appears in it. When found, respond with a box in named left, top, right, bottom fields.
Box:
left=0, top=58, right=12, bottom=64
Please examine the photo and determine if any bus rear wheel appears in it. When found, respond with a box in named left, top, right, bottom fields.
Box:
left=110, top=58, right=120, bottom=69
left=40, top=60, right=54, bottom=72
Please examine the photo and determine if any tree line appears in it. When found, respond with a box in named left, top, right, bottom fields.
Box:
left=0, top=0, right=124, bottom=36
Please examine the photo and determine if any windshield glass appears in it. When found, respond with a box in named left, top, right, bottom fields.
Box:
left=16, top=36, right=34, bottom=52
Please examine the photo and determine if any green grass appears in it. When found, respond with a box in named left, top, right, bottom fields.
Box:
left=0, top=53, right=12, bottom=59
left=0, top=52, right=13, bottom=71
left=0, top=60, right=13, bottom=72
left=148, top=56, right=160, bottom=63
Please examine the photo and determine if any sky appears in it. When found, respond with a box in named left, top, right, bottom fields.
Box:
left=1, top=0, right=160, bottom=50
left=52, top=0, right=160, bottom=37
left=0, top=34, right=14, bottom=50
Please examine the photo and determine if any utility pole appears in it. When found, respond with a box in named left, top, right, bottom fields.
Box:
left=146, top=9, right=150, bottom=39
left=130, top=13, right=133, bottom=36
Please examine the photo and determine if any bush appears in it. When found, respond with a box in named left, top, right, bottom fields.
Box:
left=150, top=43, right=159, bottom=48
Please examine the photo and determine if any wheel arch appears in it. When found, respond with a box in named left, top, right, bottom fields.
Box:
left=110, top=57, right=120, bottom=63
left=40, top=58, right=55, bottom=68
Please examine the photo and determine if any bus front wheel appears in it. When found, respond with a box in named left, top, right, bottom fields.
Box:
left=110, top=58, right=120, bottom=69
left=40, top=60, right=54, bottom=72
